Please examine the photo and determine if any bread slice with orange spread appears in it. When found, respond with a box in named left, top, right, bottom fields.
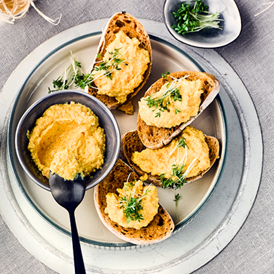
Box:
left=88, top=12, right=152, bottom=110
left=94, top=159, right=174, bottom=245
left=137, top=71, right=220, bottom=149
left=121, top=127, right=219, bottom=188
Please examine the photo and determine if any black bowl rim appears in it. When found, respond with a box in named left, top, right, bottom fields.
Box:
left=15, top=90, right=121, bottom=191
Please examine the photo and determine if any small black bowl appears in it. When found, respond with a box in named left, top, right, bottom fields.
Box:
left=15, top=90, right=120, bottom=191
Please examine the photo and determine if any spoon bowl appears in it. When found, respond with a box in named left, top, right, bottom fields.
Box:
left=49, top=172, right=86, bottom=210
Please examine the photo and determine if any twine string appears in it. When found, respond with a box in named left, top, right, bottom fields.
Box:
left=0, top=0, right=61, bottom=24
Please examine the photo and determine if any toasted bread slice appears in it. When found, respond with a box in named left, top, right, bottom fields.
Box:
left=121, top=130, right=219, bottom=187
left=137, top=71, right=220, bottom=149
left=88, top=12, right=152, bottom=109
left=94, top=159, right=175, bottom=245
left=117, top=100, right=134, bottom=115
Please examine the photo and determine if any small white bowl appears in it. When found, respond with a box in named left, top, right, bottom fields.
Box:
left=164, top=0, right=241, bottom=48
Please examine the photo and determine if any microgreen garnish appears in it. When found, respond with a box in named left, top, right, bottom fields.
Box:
left=174, top=193, right=181, bottom=206
left=48, top=52, right=94, bottom=93
left=48, top=48, right=127, bottom=93
left=119, top=186, right=151, bottom=223
left=109, top=48, right=125, bottom=70
left=74, top=73, right=94, bottom=89
left=51, top=77, right=68, bottom=91
left=93, top=48, right=126, bottom=80
left=145, top=83, right=182, bottom=117
left=93, top=61, right=112, bottom=79
left=74, top=60, right=81, bottom=68
left=166, top=137, right=188, bottom=163
left=174, top=193, right=181, bottom=222
left=161, top=71, right=170, bottom=80
left=120, top=196, right=144, bottom=223
left=161, top=156, right=197, bottom=189
left=160, top=163, right=186, bottom=189
left=171, top=0, right=222, bottom=36
left=177, top=137, right=187, bottom=148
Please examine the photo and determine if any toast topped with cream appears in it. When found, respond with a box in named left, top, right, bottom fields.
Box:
left=88, top=12, right=152, bottom=109
left=94, top=159, right=175, bottom=245
left=137, top=71, right=220, bottom=149
left=122, top=127, right=219, bottom=188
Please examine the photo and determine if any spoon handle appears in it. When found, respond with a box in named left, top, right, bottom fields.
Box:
left=69, top=210, right=86, bottom=274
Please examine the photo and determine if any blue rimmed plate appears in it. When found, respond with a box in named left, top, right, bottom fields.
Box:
left=8, top=32, right=226, bottom=248
left=0, top=18, right=261, bottom=274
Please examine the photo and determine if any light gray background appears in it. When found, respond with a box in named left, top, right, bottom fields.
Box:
left=0, top=0, right=273, bottom=273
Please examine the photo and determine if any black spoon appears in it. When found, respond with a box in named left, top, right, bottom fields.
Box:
left=49, top=171, right=86, bottom=274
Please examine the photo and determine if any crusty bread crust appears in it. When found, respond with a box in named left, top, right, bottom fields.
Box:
left=137, top=71, right=220, bottom=149
left=94, top=159, right=175, bottom=245
left=121, top=130, right=220, bottom=187
left=88, top=12, right=152, bottom=110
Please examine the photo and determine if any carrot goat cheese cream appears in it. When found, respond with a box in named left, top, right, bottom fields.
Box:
left=131, top=126, right=210, bottom=179
left=27, top=102, right=105, bottom=181
left=138, top=78, right=204, bottom=128
left=105, top=180, right=159, bottom=229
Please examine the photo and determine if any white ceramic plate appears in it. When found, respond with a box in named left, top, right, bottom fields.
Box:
left=0, top=19, right=262, bottom=274
left=8, top=30, right=226, bottom=246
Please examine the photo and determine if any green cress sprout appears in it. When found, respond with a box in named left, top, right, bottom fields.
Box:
left=161, top=137, right=196, bottom=190
left=93, top=48, right=126, bottom=80
left=160, top=163, right=187, bottom=189
left=174, top=193, right=181, bottom=222
left=145, top=85, right=182, bottom=118
left=119, top=185, right=151, bottom=223
left=48, top=48, right=126, bottom=93
left=48, top=52, right=93, bottom=93
left=172, top=0, right=222, bottom=36
left=144, top=73, right=193, bottom=118
left=174, top=193, right=181, bottom=206
left=145, top=73, right=183, bottom=118
left=161, top=71, right=170, bottom=80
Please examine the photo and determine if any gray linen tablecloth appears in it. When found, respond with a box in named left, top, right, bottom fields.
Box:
left=0, top=0, right=273, bottom=273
